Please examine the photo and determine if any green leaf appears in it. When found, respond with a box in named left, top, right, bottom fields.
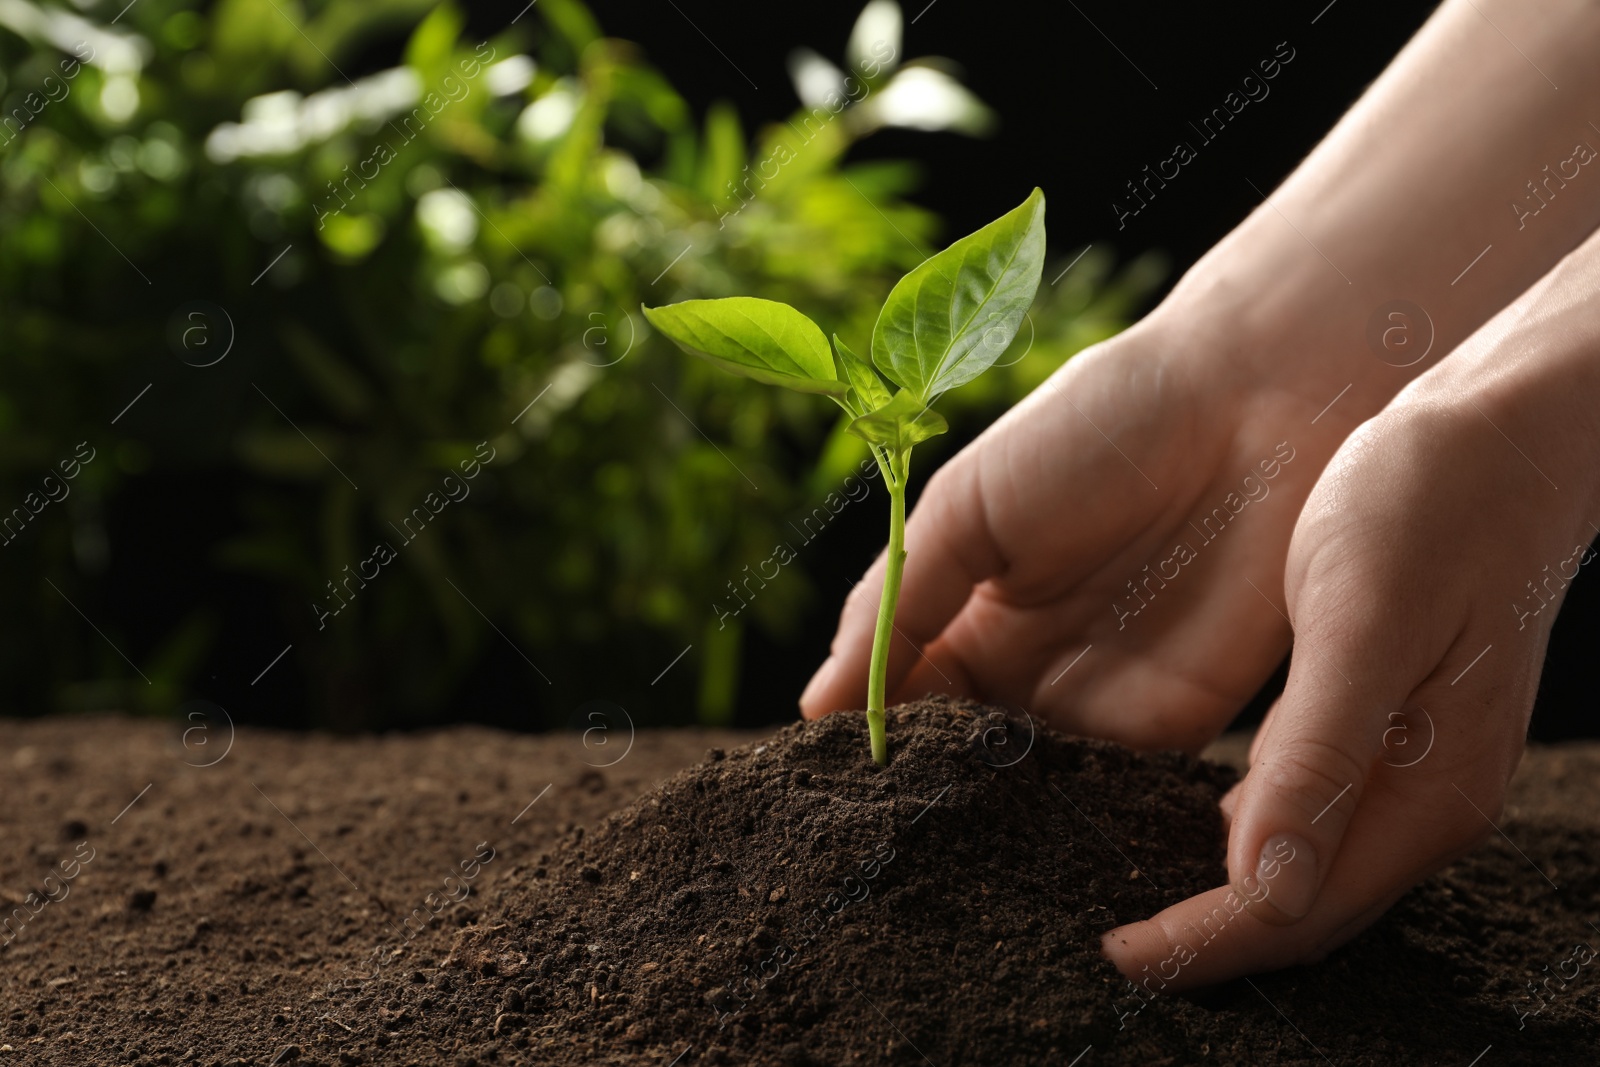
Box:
left=643, top=298, right=848, bottom=396
left=697, top=101, right=745, bottom=203
left=539, top=0, right=601, bottom=51
left=872, top=187, right=1046, bottom=401
left=404, top=3, right=464, bottom=75
left=317, top=213, right=386, bottom=262
left=846, top=389, right=948, bottom=451
left=832, top=334, right=891, bottom=415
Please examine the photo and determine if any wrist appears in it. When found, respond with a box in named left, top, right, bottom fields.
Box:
left=1402, top=299, right=1600, bottom=526
left=1139, top=239, right=1426, bottom=436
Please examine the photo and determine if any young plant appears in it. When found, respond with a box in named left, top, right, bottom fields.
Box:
left=644, top=188, right=1046, bottom=764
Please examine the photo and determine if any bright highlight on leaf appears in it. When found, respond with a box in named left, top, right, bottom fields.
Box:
left=644, top=189, right=1046, bottom=765
left=872, top=186, right=1045, bottom=401
left=641, top=297, right=848, bottom=396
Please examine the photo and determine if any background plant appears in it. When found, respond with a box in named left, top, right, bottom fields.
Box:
left=0, top=0, right=1160, bottom=730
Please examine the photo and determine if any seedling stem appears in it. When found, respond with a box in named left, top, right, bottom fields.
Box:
left=865, top=450, right=907, bottom=764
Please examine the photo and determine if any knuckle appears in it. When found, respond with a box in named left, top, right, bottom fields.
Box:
left=1287, top=563, right=1384, bottom=644
left=1256, top=736, right=1369, bottom=826
left=1097, top=719, right=1167, bottom=752
left=841, top=576, right=875, bottom=616
left=1105, top=717, right=1212, bottom=754
left=923, top=446, right=972, bottom=497
left=921, top=460, right=955, bottom=500
left=830, top=580, right=881, bottom=654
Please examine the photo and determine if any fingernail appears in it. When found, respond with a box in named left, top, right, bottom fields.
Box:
left=799, top=657, right=836, bottom=715
left=1255, top=833, right=1317, bottom=919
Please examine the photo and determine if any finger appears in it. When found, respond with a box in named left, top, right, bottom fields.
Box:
left=1102, top=768, right=1473, bottom=991
left=1101, top=872, right=1411, bottom=993
left=1100, top=884, right=1291, bottom=993
left=1247, top=698, right=1282, bottom=766
left=799, top=452, right=1004, bottom=718
left=1223, top=582, right=1425, bottom=925
left=798, top=554, right=887, bottom=719
left=889, top=633, right=978, bottom=704
left=1218, top=782, right=1240, bottom=832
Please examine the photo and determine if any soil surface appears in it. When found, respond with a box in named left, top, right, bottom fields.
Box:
left=1, top=699, right=1598, bottom=1066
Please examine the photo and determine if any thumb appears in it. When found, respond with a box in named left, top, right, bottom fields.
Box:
left=1225, top=581, right=1411, bottom=924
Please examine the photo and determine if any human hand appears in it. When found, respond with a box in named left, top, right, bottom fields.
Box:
left=798, top=294, right=1384, bottom=752
left=1104, top=243, right=1600, bottom=988
left=800, top=0, right=1600, bottom=749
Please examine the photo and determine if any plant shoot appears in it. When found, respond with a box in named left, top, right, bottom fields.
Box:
left=645, top=188, right=1046, bottom=763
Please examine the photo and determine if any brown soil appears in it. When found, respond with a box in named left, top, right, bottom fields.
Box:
left=2, top=699, right=1598, bottom=1066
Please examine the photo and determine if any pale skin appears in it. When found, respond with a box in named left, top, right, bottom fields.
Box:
left=799, top=0, right=1600, bottom=987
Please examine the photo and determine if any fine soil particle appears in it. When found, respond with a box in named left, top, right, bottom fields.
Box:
left=2, top=700, right=1598, bottom=1065
left=0, top=713, right=761, bottom=1067
left=436, top=697, right=1235, bottom=1066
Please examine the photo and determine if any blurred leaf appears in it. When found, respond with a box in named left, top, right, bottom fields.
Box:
left=541, top=0, right=602, bottom=54
left=697, top=100, right=744, bottom=203
left=697, top=615, right=739, bottom=726
left=855, top=63, right=998, bottom=137
left=144, top=610, right=217, bottom=698
left=212, top=0, right=298, bottom=69
left=848, top=0, right=903, bottom=78
left=237, top=429, right=343, bottom=480
left=788, top=48, right=846, bottom=110
left=610, top=63, right=690, bottom=133
left=317, top=213, right=386, bottom=260
left=281, top=322, right=375, bottom=421
left=404, top=2, right=465, bottom=76
left=318, top=0, right=438, bottom=66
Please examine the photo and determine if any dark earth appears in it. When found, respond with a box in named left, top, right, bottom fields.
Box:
left=1, top=697, right=1597, bottom=1065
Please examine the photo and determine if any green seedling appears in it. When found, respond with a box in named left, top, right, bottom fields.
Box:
left=644, top=188, right=1046, bottom=764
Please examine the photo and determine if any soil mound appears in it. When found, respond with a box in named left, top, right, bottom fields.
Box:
left=5, top=710, right=1600, bottom=1064
left=423, top=697, right=1237, bottom=1064
left=346, top=699, right=1600, bottom=1067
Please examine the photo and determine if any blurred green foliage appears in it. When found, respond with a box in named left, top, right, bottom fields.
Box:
left=0, top=0, right=1161, bottom=728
